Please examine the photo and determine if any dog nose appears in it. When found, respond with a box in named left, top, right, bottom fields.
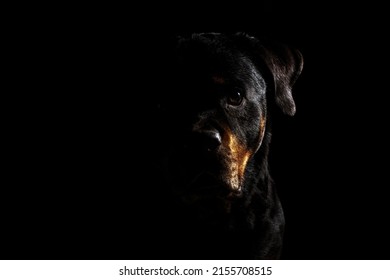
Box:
left=193, top=130, right=222, bottom=152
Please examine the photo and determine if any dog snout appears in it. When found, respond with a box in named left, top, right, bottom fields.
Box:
left=192, top=129, right=222, bottom=152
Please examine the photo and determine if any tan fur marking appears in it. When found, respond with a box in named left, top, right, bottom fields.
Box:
left=225, top=116, right=266, bottom=191
left=212, top=75, right=225, bottom=84
left=260, top=116, right=266, bottom=134
left=227, top=133, right=251, bottom=191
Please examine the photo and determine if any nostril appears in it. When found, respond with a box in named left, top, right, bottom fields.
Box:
left=193, top=130, right=222, bottom=152
left=205, top=131, right=222, bottom=151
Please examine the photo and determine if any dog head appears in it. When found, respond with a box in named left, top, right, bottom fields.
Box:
left=157, top=32, right=303, bottom=212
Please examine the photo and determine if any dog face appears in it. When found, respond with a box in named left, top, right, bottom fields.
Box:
left=158, top=32, right=303, bottom=215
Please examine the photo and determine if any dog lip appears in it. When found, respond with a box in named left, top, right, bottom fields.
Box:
left=182, top=187, right=234, bottom=201
left=183, top=173, right=241, bottom=200
left=187, top=173, right=220, bottom=189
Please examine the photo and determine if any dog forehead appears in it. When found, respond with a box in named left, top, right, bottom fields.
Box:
left=174, top=34, right=267, bottom=98
left=176, top=49, right=257, bottom=85
left=177, top=36, right=246, bottom=68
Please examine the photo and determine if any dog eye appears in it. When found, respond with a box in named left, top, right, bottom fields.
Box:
left=227, top=90, right=243, bottom=106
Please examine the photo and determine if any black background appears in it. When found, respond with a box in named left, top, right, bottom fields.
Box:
left=3, top=1, right=390, bottom=260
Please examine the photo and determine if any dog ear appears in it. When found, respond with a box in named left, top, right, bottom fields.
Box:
left=234, top=33, right=304, bottom=116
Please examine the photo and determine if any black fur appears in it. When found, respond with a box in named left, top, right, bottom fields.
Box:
left=152, top=32, right=303, bottom=260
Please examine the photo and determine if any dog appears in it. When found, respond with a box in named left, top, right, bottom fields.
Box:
left=151, top=32, right=303, bottom=260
